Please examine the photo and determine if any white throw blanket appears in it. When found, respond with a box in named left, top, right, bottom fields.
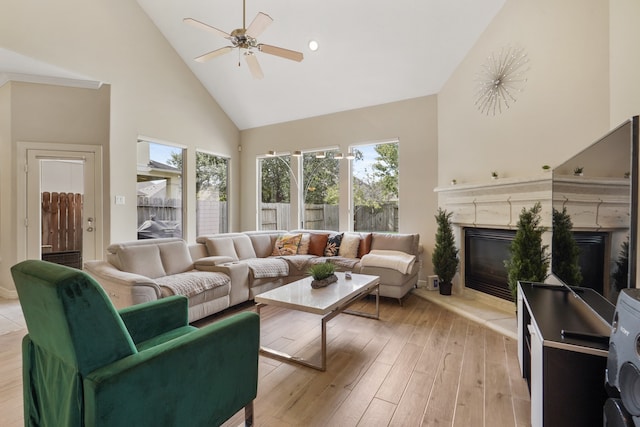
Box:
left=361, top=250, right=416, bottom=274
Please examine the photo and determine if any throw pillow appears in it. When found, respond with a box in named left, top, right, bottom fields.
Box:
left=358, top=233, right=373, bottom=258
left=271, top=233, right=303, bottom=256
left=324, top=233, right=344, bottom=257
left=339, top=233, right=361, bottom=258
left=308, top=233, right=329, bottom=256
left=297, top=233, right=311, bottom=254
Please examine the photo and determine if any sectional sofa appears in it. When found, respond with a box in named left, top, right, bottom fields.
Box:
left=84, top=230, right=420, bottom=322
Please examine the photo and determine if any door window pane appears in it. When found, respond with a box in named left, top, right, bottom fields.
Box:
left=137, top=140, right=183, bottom=239
left=196, top=152, right=229, bottom=235
left=352, top=141, right=399, bottom=232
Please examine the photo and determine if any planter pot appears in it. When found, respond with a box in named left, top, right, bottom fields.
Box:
left=311, top=274, right=338, bottom=289
left=439, top=281, right=453, bottom=295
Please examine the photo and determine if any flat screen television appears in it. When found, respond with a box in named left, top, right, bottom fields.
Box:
left=551, top=116, right=639, bottom=323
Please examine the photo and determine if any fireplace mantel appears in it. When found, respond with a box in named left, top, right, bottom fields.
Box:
left=434, top=175, right=553, bottom=229
left=434, top=174, right=631, bottom=300
left=434, top=174, right=630, bottom=231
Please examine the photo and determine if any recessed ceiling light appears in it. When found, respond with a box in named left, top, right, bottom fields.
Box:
left=308, top=40, right=319, bottom=52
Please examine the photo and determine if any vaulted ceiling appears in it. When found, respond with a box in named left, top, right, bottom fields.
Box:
left=1, top=1, right=506, bottom=131
left=137, top=0, right=505, bottom=130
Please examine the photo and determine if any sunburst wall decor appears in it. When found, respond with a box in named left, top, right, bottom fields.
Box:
left=474, top=45, right=529, bottom=116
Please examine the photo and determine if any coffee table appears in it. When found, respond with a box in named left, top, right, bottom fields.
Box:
left=255, top=272, right=379, bottom=371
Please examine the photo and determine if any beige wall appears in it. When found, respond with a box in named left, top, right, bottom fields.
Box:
left=0, top=82, right=111, bottom=297
left=610, top=0, right=640, bottom=124
left=240, top=96, right=439, bottom=281
left=0, top=0, right=239, bottom=295
left=438, top=0, right=610, bottom=186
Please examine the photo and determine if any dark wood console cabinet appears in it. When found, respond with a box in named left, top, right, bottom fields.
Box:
left=517, top=281, right=615, bottom=427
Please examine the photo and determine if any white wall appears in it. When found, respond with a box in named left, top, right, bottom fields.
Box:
left=240, top=96, right=439, bottom=281
left=438, top=0, right=610, bottom=186
left=610, top=0, right=640, bottom=125
left=0, top=0, right=240, bottom=296
left=0, top=0, right=240, bottom=247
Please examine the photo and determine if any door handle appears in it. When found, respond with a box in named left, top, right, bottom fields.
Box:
left=87, top=217, right=94, bottom=232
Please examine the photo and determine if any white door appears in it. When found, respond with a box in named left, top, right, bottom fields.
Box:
left=22, top=145, right=102, bottom=266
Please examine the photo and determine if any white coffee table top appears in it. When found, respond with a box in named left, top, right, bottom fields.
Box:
left=255, top=272, right=379, bottom=315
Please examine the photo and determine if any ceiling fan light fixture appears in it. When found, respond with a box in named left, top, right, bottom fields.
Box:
left=308, top=40, right=319, bottom=52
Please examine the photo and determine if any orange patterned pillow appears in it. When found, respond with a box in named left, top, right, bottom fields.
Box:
left=271, top=233, right=303, bottom=256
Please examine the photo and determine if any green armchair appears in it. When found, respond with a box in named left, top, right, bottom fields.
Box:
left=12, top=260, right=259, bottom=427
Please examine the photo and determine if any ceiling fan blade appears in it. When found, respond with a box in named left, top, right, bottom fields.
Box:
left=258, top=44, right=304, bottom=62
left=194, top=47, right=234, bottom=62
left=245, top=12, right=273, bottom=38
left=244, top=51, right=264, bottom=79
left=183, top=18, right=231, bottom=39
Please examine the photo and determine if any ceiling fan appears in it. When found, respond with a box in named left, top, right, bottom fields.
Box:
left=183, top=0, right=304, bottom=79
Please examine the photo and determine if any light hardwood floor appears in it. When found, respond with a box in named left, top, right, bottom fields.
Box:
left=0, top=293, right=530, bottom=426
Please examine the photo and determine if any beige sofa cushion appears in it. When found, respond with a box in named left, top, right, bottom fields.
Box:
left=371, top=233, right=419, bottom=255
left=205, top=237, right=239, bottom=261
left=248, top=234, right=275, bottom=258
left=233, top=235, right=257, bottom=260
left=118, top=245, right=166, bottom=279
left=159, top=240, right=193, bottom=275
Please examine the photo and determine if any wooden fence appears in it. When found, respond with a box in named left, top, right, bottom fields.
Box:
left=41, top=192, right=83, bottom=252
left=260, top=203, right=396, bottom=232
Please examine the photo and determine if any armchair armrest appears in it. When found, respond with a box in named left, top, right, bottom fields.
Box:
left=118, top=295, right=189, bottom=344
left=84, top=311, right=260, bottom=426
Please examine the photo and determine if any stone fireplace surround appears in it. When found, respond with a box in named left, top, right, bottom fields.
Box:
left=435, top=174, right=630, bottom=303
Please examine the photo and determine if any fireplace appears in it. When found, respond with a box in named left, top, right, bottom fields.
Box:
left=464, top=228, right=515, bottom=301
left=464, top=227, right=608, bottom=302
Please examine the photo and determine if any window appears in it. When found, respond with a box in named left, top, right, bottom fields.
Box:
left=351, top=140, right=399, bottom=232
left=259, top=154, right=293, bottom=230
left=196, top=151, right=229, bottom=235
left=302, top=150, right=339, bottom=230
left=136, top=140, right=183, bottom=239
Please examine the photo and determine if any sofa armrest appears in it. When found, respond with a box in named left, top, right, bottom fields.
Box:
left=84, top=311, right=260, bottom=426
left=118, top=295, right=189, bottom=344
left=84, top=260, right=163, bottom=308
left=193, top=256, right=235, bottom=269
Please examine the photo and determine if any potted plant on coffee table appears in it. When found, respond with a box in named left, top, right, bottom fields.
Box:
left=432, top=208, right=459, bottom=295
left=308, top=262, right=337, bottom=289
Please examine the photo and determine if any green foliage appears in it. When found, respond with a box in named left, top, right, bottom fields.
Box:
left=552, top=207, right=582, bottom=286
left=308, top=262, right=336, bottom=280
left=261, top=157, right=292, bottom=203
left=505, top=202, right=550, bottom=301
left=353, top=143, right=399, bottom=209
left=169, top=151, right=228, bottom=201
left=611, top=238, right=629, bottom=298
left=432, top=208, right=459, bottom=286
left=302, top=153, right=339, bottom=205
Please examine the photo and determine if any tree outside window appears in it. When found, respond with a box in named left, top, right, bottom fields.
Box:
left=194, top=152, right=229, bottom=235
left=352, top=141, right=399, bottom=232
left=302, top=150, right=339, bottom=230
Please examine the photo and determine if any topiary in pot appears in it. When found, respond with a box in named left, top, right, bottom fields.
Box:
left=611, top=238, right=629, bottom=303
left=505, top=202, right=550, bottom=302
left=432, top=208, right=459, bottom=295
left=552, top=207, right=582, bottom=286
left=308, top=262, right=337, bottom=288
